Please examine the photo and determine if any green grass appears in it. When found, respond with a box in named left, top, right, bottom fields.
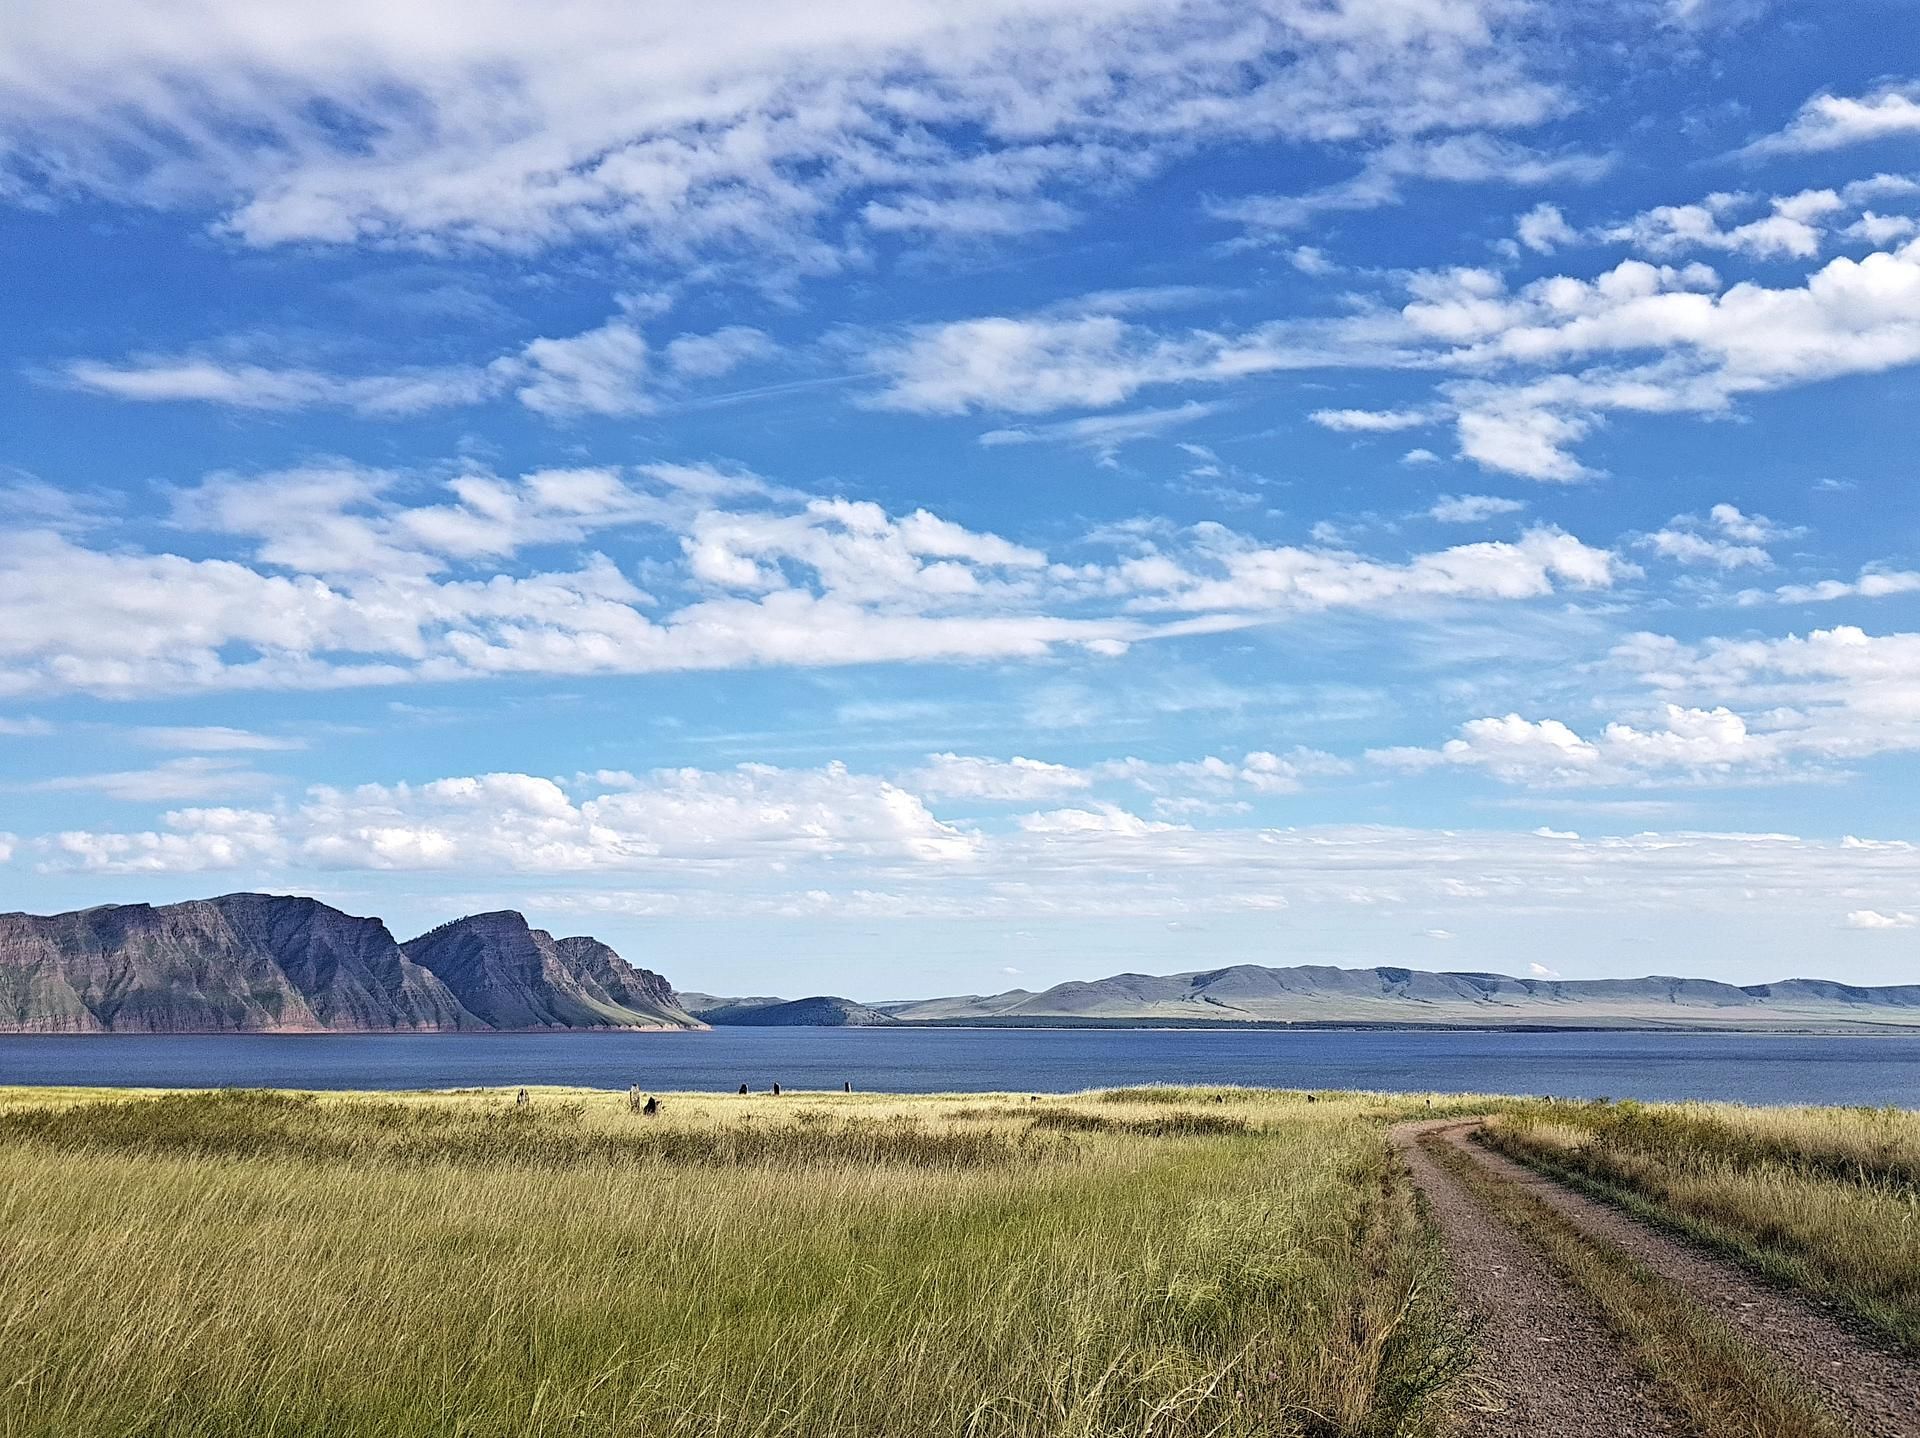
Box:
left=1420, top=1131, right=1848, bottom=1438
left=1484, top=1098, right=1920, bottom=1351
left=0, top=1086, right=1478, bottom=1438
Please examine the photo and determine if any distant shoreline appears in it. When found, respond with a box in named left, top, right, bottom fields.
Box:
left=5, top=1019, right=1919, bottom=1037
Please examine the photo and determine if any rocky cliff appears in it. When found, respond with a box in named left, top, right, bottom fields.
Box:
left=0, top=894, right=700, bottom=1033
left=401, top=911, right=699, bottom=1030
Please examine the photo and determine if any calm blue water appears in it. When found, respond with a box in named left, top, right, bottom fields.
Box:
left=1, top=1029, right=1917, bottom=1106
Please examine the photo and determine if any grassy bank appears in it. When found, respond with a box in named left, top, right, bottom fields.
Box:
left=0, top=1086, right=1475, bottom=1438
left=1483, top=1098, right=1920, bottom=1350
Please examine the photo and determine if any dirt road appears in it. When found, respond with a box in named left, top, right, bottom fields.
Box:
left=1397, top=1118, right=1920, bottom=1438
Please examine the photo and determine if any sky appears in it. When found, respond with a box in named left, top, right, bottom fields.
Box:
left=4, top=0, right=1920, bottom=999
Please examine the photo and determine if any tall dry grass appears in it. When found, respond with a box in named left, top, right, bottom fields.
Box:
left=1484, top=1098, right=1920, bottom=1350
left=0, top=1086, right=1470, bottom=1438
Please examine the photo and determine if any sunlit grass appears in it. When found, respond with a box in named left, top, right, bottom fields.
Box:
left=1484, top=1098, right=1920, bottom=1351
left=0, top=1085, right=1482, bottom=1438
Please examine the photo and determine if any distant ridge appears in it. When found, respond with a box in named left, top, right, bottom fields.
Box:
left=692, top=995, right=899, bottom=1027
left=0, top=894, right=702, bottom=1033
left=716, top=962, right=1920, bottom=1032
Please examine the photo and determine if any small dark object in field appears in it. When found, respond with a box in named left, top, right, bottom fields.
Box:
left=739, top=1083, right=748, bottom=1095
left=1213, top=1095, right=1224, bottom=1103
left=1306, top=1094, right=1316, bottom=1104
left=771, top=1083, right=781, bottom=1096
left=843, top=1081, right=851, bottom=1093
left=516, top=1089, right=529, bottom=1109
left=643, top=1096, right=659, bottom=1117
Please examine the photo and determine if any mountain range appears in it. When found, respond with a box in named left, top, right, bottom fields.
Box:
left=688, top=963, right=1920, bottom=1032
left=0, top=894, right=701, bottom=1033
left=8, top=893, right=1920, bottom=1034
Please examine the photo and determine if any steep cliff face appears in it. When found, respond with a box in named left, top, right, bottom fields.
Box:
left=401, top=912, right=703, bottom=1030
left=0, top=894, right=475, bottom=1033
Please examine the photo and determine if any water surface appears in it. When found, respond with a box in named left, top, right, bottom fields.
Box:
left=3, top=1028, right=1917, bottom=1106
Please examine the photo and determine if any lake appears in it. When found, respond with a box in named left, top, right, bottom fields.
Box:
left=2, top=1028, right=1918, bottom=1106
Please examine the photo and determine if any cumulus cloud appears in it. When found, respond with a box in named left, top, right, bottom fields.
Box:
left=1743, top=84, right=1920, bottom=156
left=1515, top=201, right=1578, bottom=254
left=1602, top=188, right=1846, bottom=261
left=1845, top=909, right=1918, bottom=930
left=1372, top=704, right=1785, bottom=787
left=908, top=753, right=1093, bottom=802
left=0, top=460, right=1628, bottom=698
left=1427, top=494, right=1525, bottom=523
left=1766, top=570, right=1920, bottom=605
left=898, top=229, right=1920, bottom=483
left=38, top=782, right=1920, bottom=936
left=1642, top=503, right=1790, bottom=570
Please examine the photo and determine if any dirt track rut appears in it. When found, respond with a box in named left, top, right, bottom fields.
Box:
left=1399, top=1118, right=1920, bottom=1438
left=1393, top=1120, right=1681, bottom=1436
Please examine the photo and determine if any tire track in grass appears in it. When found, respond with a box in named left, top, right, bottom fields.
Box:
left=1392, top=1122, right=1684, bottom=1437
left=1454, top=1121, right=1920, bottom=1438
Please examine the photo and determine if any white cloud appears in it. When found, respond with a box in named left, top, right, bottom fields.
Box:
left=0, top=0, right=1563, bottom=266
left=1427, top=494, right=1525, bottom=523
left=909, top=753, right=1092, bottom=802
left=1113, top=525, right=1625, bottom=614
left=29, top=756, right=275, bottom=803
left=1599, top=623, right=1920, bottom=770
left=512, top=317, right=652, bottom=417
left=1643, top=529, right=1770, bottom=570
left=45, top=763, right=981, bottom=876
left=1603, top=189, right=1845, bottom=261
left=1527, top=961, right=1559, bottom=976
left=1643, top=506, right=1791, bottom=572
left=1213, top=136, right=1607, bottom=237
left=1767, top=570, right=1920, bottom=605
left=65, top=306, right=697, bottom=419
left=61, top=357, right=499, bottom=416
left=878, top=233, right=1920, bottom=484
left=0, top=465, right=1627, bottom=698
left=979, top=401, right=1222, bottom=462
left=1309, top=407, right=1434, bottom=433
left=1845, top=909, right=1917, bottom=930
left=1516, top=201, right=1578, bottom=254
left=135, top=725, right=304, bottom=751
left=663, top=327, right=775, bottom=380
left=1373, top=704, right=1784, bottom=787
left=34, top=762, right=1920, bottom=938
left=1743, top=84, right=1920, bottom=156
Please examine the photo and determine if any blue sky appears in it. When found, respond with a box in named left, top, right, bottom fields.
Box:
left=5, top=0, right=1920, bottom=998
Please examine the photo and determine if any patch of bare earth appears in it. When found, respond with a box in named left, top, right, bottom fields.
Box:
left=1392, top=1119, right=1683, bottom=1437
left=1433, top=1121, right=1920, bottom=1438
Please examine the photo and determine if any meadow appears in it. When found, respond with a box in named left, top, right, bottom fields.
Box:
left=1483, top=1098, right=1920, bottom=1350
left=0, top=1085, right=1483, bottom=1438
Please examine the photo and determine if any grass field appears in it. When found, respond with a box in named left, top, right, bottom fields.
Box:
left=0, top=1085, right=1484, bottom=1438
left=1483, top=1098, right=1920, bottom=1351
